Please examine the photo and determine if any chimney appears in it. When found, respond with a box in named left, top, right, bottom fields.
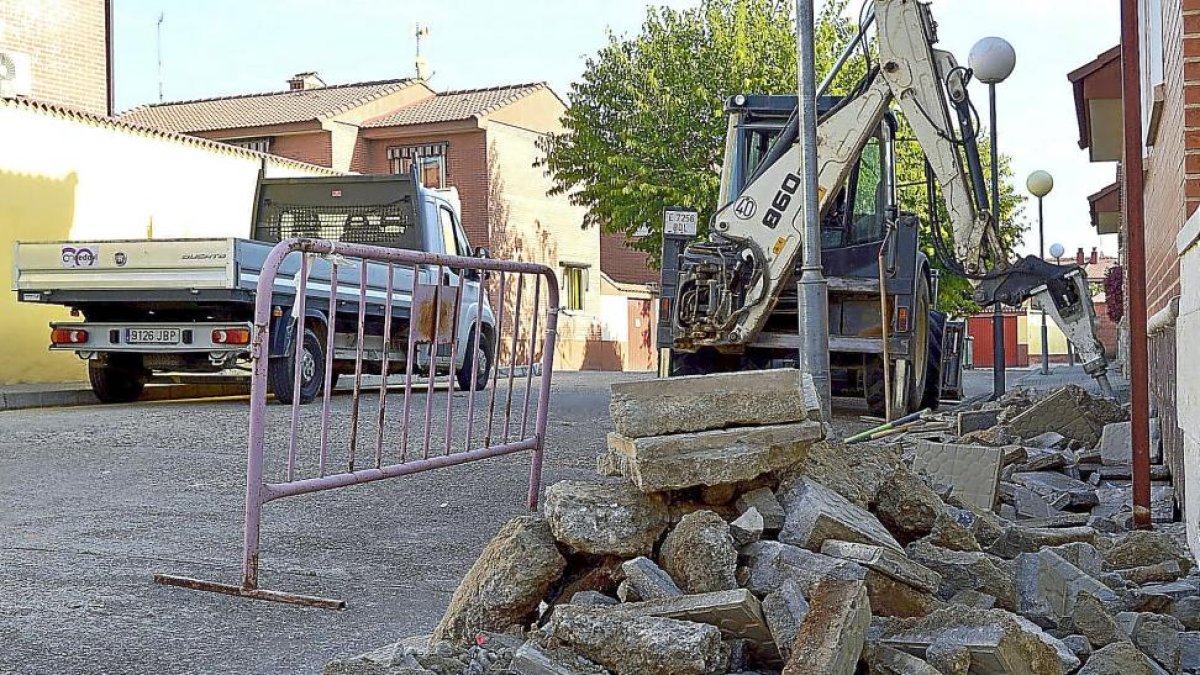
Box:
left=1090, top=247, right=1099, bottom=265
left=1076, top=247, right=1086, bottom=265
left=287, top=72, right=326, bottom=91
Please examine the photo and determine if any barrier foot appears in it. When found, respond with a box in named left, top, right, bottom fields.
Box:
left=153, top=573, right=347, bottom=610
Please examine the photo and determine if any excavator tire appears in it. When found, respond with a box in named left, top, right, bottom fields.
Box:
left=920, top=310, right=947, bottom=410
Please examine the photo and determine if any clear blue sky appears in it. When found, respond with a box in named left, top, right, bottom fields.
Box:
left=113, top=0, right=1121, bottom=259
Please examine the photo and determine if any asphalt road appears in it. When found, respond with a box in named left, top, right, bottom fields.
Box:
left=0, top=369, right=1007, bottom=675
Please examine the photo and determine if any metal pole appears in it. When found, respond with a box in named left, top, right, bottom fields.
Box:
left=1039, top=196, right=1050, bottom=375
left=795, top=0, right=831, bottom=420
left=989, top=83, right=1006, bottom=399
left=1120, top=0, right=1152, bottom=528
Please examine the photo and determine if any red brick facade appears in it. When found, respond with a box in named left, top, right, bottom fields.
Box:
left=600, top=232, right=657, bottom=285
left=0, top=0, right=110, bottom=116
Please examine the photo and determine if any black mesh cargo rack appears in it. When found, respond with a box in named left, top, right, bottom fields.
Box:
left=252, top=175, right=423, bottom=250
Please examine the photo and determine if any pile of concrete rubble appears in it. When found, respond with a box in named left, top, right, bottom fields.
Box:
left=327, top=371, right=1200, bottom=675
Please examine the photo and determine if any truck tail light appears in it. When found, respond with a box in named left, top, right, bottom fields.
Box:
left=212, top=328, right=251, bottom=345
left=896, top=306, right=910, bottom=334
left=51, top=328, right=89, bottom=345
left=659, top=297, right=671, bottom=317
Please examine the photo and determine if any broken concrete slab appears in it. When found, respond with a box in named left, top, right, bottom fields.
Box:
left=880, top=606, right=1079, bottom=674
left=1011, top=471, right=1099, bottom=508
left=864, top=644, right=942, bottom=675
left=546, top=605, right=729, bottom=675
left=659, top=510, right=738, bottom=594
left=736, top=488, right=785, bottom=532
left=905, top=540, right=1016, bottom=611
left=873, top=468, right=944, bottom=544
left=1103, top=530, right=1194, bottom=573
left=1047, top=541, right=1103, bottom=577
left=911, top=441, right=1003, bottom=510
left=432, top=516, right=567, bottom=644
left=923, top=510, right=983, bottom=552
left=1131, top=613, right=1184, bottom=674
left=1014, top=485, right=1062, bottom=520
left=1006, top=385, right=1124, bottom=447
left=620, top=557, right=683, bottom=601
left=609, top=369, right=808, bottom=439
left=511, top=641, right=608, bottom=675
left=606, top=421, right=823, bottom=492
left=1077, top=641, right=1168, bottom=675
left=730, top=507, right=764, bottom=547
left=990, top=525, right=1098, bottom=559
left=1180, top=632, right=1200, bottom=673
left=949, top=590, right=997, bottom=609
left=865, top=569, right=942, bottom=619
left=777, top=476, right=902, bottom=552
left=1100, top=418, right=1162, bottom=466
left=737, top=540, right=865, bottom=597
left=613, top=588, right=778, bottom=665
left=543, top=480, right=668, bottom=557
left=924, top=639, right=971, bottom=674
left=781, top=578, right=871, bottom=675
left=763, top=578, right=809, bottom=661
left=1172, top=597, right=1200, bottom=631
left=1120, top=560, right=1185, bottom=586
left=1026, top=432, right=1069, bottom=450
left=569, top=590, right=618, bottom=607
left=958, top=409, right=1001, bottom=436
left=820, top=540, right=941, bottom=594
left=1014, top=549, right=1117, bottom=621
left=1020, top=512, right=1093, bottom=529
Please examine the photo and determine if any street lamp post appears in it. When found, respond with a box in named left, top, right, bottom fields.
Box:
left=1028, top=170, right=1054, bottom=375
left=970, top=37, right=1016, bottom=400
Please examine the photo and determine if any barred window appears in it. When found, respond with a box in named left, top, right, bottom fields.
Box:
left=561, top=263, right=589, bottom=311
left=229, top=137, right=273, bottom=153
left=388, top=142, right=448, bottom=188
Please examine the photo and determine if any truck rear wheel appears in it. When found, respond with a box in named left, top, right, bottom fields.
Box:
left=269, top=328, right=325, bottom=405
left=905, top=279, right=932, bottom=413
left=920, top=310, right=947, bottom=410
left=456, top=327, right=494, bottom=391
left=89, top=354, right=148, bottom=404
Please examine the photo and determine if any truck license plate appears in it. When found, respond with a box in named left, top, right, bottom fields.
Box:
left=126, top=328, right=181, bottom=344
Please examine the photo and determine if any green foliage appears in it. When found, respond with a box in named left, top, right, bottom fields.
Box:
left=540, top=0, right=1026, bottom=317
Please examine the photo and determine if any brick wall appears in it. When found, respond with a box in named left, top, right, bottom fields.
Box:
left=1147, top=0, right=1186, bottom=315
left=0, top=0, right=109, bottom=116
left=360, top=130, right=490, bottom=248
left=271, top=132, right=332, bottom=169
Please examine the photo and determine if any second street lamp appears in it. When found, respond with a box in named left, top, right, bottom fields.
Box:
left=1027, top=170, right=1054, bottom=375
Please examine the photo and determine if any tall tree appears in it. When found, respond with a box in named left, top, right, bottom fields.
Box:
left=540, top=0, right=1024, bottom=315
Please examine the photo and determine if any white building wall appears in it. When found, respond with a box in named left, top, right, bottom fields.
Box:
left=1175, top=209, right=1200, bottom=560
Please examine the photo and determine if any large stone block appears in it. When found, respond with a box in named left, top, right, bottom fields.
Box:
left=906, top=540, right=1016, bottom=611
left=432, top=516, right=567, bottom=644
left=777, top=476, right=902, bottom=552
left=546, top=606, right=728, bottom=675
left=865, top=644, right=941, bottom=675
left=609, top=369, right=808, bottom=438
left=1100, top=418, right=1162, bottom=466
left=820, top=540, right=942, bottom=594
left=659, top=510, right=738, bottom=594
left=781, top=578, right=872, bottom=675
left=1014, top=550, right=1117, bottom=622
left=738, top=540, right=865, bottom=597
left=621, top=556, right=682, bottom=600
left=543, top=480, right=668, bottom=556
left=912, top=441, right=1003, bottom=510
left=1006, top=385, right=1124, bottom=447
left=763, top=578, right=809, bottom=661
left=1078, top=642, right=1167, bottom=675
left=606, top=421, right=823, bottom=492
left=1011, top=471, right=1099, bottom=509
left=736, top=487, right=786, bottom=532
left=614, top=588, right=779, bottom=666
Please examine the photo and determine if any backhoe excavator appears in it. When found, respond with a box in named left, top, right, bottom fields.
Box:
left=658, top=0, right=1113, bottom=417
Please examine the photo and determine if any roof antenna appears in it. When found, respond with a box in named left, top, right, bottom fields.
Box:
left=414, top=23, right=431, bottom=80
left=156, top=12, right=165, bottom=102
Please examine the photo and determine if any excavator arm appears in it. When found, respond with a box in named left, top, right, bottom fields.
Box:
left=672, top=0, right=1113, bottom=394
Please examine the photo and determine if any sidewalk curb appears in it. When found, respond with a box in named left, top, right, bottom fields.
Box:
left=0, top=383, right=251, bottom=412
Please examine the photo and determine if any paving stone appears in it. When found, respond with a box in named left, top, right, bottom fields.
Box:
left=906, top=540, right=1017, bottom=611
left=736, top=488, right=785, bottom=532
left=1132, top=613, right=1184, bottom=674
left=1015, top=549, right=1117, bottom=622
left=609, top=369, right=808, bottom=438
left=737, top=540, right=864, bottom=597
left=543, top=480, right=668, bottom=556
left=781, top=578, right=871, bottom=675
left=730, top=507, right=764, bottom=547
left=613, top=588, right=778, bottom=666
left=864, top=644, right=941, bottom=675
left=432, top=516, right=567, bottom=644
left=511, top=641, right=608, bottom=675
left=620, top=557, right=682, bottom=600
left=1015, top=485, right=1062, bottom=519
left=1078, top=641, right=1167, bottom=675
left=659, top=510, right=738, bottom=594
left=880, top=606, right=1080, bottom=674
left=1011, top=471, right=1099, bottom=508
left=777, top=476, right=902, bottom=552
left=606, top=421, right=823, bottom=492
left=911, top=441, right=1003, bottom=510
left=958, top=409, right=1002, bottom=436
left=1121, top=560, right=1185, bottom=586
left=1007, top=385, right=1122, bottom=447
left=762, top=578, right=809, bottom=661
left=1072, top=591, right=1128, bottom=648
left=820, top=540, right=941, bottom=594
left=546, top=605, right=728, bottom=675
left=1100, top=419, right=1162, bottom=466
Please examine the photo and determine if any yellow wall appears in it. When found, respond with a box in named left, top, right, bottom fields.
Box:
left=1025, top=308, right=1072, bottom=355
left=0, top=100, right=331, bottom=384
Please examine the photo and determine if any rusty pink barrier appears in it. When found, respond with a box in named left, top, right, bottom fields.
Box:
left=155, top=238, right=559, bottom=609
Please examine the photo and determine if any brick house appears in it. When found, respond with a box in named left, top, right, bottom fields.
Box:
left=1069, top=1, right=1200, bottom=552
left=122, top=75, right=658, bottom=371
left=0, top=0, right=112, bottom=115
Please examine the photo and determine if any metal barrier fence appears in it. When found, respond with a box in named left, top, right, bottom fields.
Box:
left=155, top=239, right=559, bottom=608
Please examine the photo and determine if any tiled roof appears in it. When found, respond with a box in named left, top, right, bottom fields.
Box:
left=119, top=79, right=417, bottom=133
left=5, top=97, right=338, bottom=174
left=601, top=232, right=659, bottom=286
left=364, top=83, right=546, bottom=128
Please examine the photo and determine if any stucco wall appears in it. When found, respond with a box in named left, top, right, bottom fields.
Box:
left=0, top=100, right=330, bottom=384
